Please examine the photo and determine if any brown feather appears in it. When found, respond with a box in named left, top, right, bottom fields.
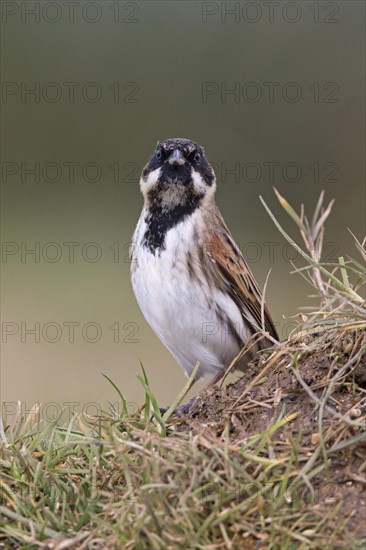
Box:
left=203, top=208, right=278, bottom=342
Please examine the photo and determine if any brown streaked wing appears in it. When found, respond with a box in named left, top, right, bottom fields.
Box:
left=205, top=230, right=278, bottom=340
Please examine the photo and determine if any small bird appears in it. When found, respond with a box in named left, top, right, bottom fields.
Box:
left=131, top=138, right=278, bottom=399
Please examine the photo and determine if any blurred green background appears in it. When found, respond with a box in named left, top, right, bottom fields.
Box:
left=1, top=1, right=365, bottom=418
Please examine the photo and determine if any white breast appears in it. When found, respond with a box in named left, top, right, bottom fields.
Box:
left=130, top=208, right=249, bottom=380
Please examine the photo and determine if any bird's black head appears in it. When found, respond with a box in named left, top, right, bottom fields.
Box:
left=140, top=138, right=216, bottom=202
left=139, top=139, right=216, bottom=253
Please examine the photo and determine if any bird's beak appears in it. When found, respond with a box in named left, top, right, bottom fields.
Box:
left=168, top=149, right=185, bottom=166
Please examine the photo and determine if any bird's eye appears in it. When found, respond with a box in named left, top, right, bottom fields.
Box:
left=156, top=149, right=162, bottom=160
left=194, top=152, right=201, bottom=162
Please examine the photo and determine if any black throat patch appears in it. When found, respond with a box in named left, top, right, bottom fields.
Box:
left=142, top=188, right=203, bottom=253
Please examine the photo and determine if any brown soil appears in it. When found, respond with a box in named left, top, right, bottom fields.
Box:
left=178, top=329, right=366, bottom=540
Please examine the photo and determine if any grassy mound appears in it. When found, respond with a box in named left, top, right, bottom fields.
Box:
left=1, top=193, right=365, bottom=549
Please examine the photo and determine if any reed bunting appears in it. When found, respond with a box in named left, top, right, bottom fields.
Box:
left=131, top=138, right=278, bottom=394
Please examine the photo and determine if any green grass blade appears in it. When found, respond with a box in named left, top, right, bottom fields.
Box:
left=162, top=362, right=200, bottom=422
